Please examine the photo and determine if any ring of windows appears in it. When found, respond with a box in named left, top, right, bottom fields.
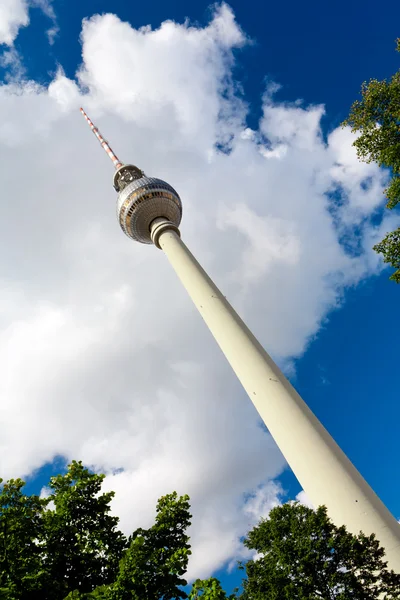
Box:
left=119, top=189, right=181, bottom=237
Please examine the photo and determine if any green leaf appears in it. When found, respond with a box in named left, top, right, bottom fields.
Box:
left=342, top=41, right=400, bottom=283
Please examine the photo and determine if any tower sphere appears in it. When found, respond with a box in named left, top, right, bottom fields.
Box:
left=116, top=167, right=182, bottom=244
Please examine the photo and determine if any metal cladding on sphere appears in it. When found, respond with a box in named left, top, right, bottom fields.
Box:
left=117, top=176, right=182, bottom=244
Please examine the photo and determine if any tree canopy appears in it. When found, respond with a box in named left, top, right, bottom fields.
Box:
left=0, top=461, right=128, bottom=600
left=109, top=491, right=192, bottom=600
left=240, top=501, right=400, bottom=599
left=0, top=462, right=191, bottom=600
left=343, top=38, right=400, bottom=282
left=1, top=462, right=400, bottom=599
left=0, top=478, right=47, bottom=598
left=188, top=577, right=236, bottom=599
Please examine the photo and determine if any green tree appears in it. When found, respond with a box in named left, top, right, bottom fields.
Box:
left=43, top=460, right=128, bottom=600
left=189, top=577, right=236, bottom=599
left=0, top=462, right=198, bottom=600
left=343, top=38, right=400, bottom=282
left=0, top=479, right=47, bottom=600
left=63, top=586, right=111, bottom=599
left=0, top=461, right=128, bottom=600
left=0, top=477, right=48, bottom=599
left=109, top=492, right=192, bottom=600
left=240, top=501, right=400, bottom=599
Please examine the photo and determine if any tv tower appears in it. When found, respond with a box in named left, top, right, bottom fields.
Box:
left=80, top=108, right=400, bottom=571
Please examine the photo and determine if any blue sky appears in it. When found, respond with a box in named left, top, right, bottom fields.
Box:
left=1, top=0, right=400, bottom=595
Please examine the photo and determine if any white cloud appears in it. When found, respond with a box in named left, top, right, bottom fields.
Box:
left=0, top=45, right=26, bottom=80
left=30, top=0, right=59, bottom=44
left=0, top=0, right=58, bottom=48
left=39, top=485, right=55, bottom=510
left=0, top=0, right=28, bottom=45
left=327, top=126, right=388, bottom=224
left=217, top=204, right=301, bottom=284
left=48, top=68, right=80, bottom=110
left=296, top=490, right=315, bottom=509
left=0, top=3, right=398, bottom=581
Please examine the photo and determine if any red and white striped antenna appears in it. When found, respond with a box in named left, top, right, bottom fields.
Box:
left=80, top=108, right=123, bottom=170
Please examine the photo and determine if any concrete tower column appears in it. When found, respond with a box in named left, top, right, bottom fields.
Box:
left=79, top=107, right=400, bottom=574
left=151, top=218, right=400, bottom=573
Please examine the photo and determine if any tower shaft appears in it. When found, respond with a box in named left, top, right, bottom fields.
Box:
left=78, top=107, right=400, bottom=571
left=151, top=218, right=400, bottom=573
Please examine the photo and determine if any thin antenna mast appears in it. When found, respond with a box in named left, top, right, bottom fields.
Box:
left=80, top=108, right=123, bottom=170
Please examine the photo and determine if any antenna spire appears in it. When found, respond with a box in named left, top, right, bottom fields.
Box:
left=80, top=108, right=123, bottom=170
